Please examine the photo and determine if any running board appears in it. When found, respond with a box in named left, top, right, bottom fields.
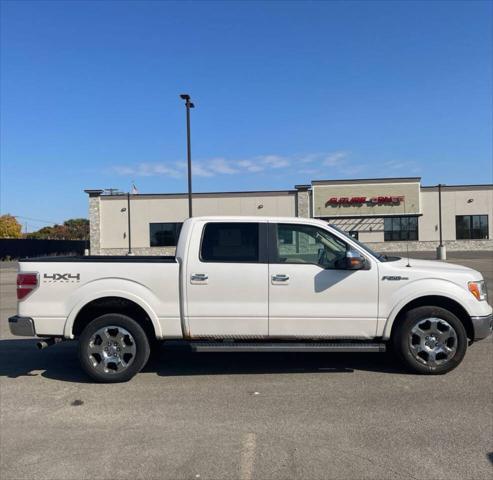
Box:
left=189, top=342, right=386, bottom=353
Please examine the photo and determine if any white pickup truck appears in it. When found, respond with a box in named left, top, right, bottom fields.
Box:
left=9, top=216, right=492, bottom=382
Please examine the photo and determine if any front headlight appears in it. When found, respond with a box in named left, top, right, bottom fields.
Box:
left=468, top=280, right=488, bottom=301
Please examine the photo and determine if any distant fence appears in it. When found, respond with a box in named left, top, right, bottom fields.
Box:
left=0, top=239, right=89, bottom=260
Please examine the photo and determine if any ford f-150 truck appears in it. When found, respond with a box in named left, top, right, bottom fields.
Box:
left=9, top=216, right=492, bottom=382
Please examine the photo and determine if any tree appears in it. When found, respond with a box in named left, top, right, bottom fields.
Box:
left=27, top=225, right=65, bottom=240
left=63, top=218, right=89, bottom=240
left=0, top=214, right=22, bottom=238
left=26, top=218, right=89, bottom=240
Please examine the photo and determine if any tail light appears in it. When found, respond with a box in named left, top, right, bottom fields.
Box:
left=17, top=273, right=38, bottom=300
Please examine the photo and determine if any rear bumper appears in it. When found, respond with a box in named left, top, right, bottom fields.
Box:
left=471, top=314, right=493, bottom=341
left=8, top=315, right=36, bottom=337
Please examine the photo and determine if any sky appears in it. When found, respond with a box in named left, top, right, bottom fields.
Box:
left=1, top=0, right=492, bottom=230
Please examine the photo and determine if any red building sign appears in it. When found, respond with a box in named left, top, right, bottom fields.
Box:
left=326, top=196, right=405, bottom=207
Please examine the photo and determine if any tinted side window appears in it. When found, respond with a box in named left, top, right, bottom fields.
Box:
left=201, top=223, right=259, bottom=262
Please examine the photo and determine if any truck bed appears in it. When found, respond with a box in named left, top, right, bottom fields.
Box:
left=17, top=257, right=181, bottom=337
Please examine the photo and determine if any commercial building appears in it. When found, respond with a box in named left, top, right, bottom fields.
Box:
left=85, top=177, right=493, bottom=255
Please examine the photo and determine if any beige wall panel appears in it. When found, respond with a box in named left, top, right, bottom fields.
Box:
left=192, top=197, right=222, bottom=216
left=420, top=187, right=493, bottom=241
left=100, top=198, right=129, bottom=249
left=419, top=190, right=440, bottom=242
left=99, top=193, right=296, bottom=249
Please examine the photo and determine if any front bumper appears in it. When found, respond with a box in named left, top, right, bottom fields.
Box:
left=471, top=314, right=493, bottom=341
left=8, top=315, right=36, bottom=337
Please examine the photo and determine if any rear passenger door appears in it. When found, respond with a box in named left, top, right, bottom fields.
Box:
left=185, top=221, right=269, bottom=338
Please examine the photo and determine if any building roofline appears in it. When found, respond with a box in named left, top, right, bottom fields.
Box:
left=86, top=180, right=493, bottom=199
left=421, top=184, right=493, bottom=189
left=311, top=177, right=421, bottom=185
left=95, top=189, right=297, bottom=198
left=84, top=189, right=104, bottom=197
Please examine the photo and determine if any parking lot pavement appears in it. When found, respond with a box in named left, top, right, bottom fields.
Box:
left=1, top=254, right=492, bottom=480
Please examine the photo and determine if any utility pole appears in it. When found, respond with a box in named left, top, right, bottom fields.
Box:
left=180, top=94, right=195, bottom=217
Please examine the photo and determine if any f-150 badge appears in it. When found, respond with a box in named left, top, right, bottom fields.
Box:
left=382, top=276, right=409, bottom=281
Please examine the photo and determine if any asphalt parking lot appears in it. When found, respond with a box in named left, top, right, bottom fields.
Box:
left=1, top=253, right=492, bottom=480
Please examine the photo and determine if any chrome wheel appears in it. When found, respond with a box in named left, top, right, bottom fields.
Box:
left=409, top=317, right=458, bottom=367
left=87, top=326, right=137, bottom=374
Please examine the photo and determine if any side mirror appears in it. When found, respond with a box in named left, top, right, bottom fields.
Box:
left=337, top=249, right=366, bottom=270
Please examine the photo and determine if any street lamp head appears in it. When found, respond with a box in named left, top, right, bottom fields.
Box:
left=180, top=94, right=190, bottom=100
left=189, top=102, right=195, bottom=108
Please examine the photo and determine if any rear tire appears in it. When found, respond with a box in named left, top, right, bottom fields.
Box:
left=392, top=306, right=467, bottom=375
left=78, top=313, right=150, bottom=383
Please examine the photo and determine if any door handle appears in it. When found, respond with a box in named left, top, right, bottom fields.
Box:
left=272, top=274, right=290, bottom=283
left=191, top=273, right=208, bottom=284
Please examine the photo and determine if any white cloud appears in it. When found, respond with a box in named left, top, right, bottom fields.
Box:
left=112, top=163, right=182, bottom=178
left=298, top=153, right=321, bottom=164
left=112, top=166, right=136, bottom=176
left=209, top=158, right=239, bottom=174
left=259, top=155, right=290, bottom=168
left=237, top=160, right=264, bottom=172
left=383, top=160, right=410, bottom=170
left=192, top=164, right=214, bottom=177
left=383, top=160, right=416, bottom=170
left=111, top=150, right=380, bottom=180
left=299, top=167, right=323, bottom=175
left=296, top=151, right=349, bottom=167
left=380, top=160, right=421, bottom=175
left=323, top=151, right=349, bottom=166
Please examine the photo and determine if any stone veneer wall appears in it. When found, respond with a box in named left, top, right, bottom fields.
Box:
left=88, top=195, right=101, bottom=255
left=99, top=240, right=493, bottom=256
left=366, top=239, right=493, bottom=252
left=296, top=188, right=311, bottom=218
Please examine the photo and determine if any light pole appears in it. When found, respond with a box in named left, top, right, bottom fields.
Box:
left=180, top=94, right=195, bottom=217
left=437, top=183, right=446, bottom=260
left=126, top=192, right=133, bottom=255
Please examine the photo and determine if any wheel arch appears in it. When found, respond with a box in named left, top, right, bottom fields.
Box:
left=66, top=293, right=162, bottom=340
left=387, top=295, right=474, bottom=341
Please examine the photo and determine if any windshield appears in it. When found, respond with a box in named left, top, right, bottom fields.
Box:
left=328, top=224, right=386, bottom=261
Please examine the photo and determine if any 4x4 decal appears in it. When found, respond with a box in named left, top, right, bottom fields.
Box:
left=43, top=273, right=80, bottom=282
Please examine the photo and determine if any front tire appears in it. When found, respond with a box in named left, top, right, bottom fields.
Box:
left=78, top=313, right=150, bottom=383
left=393, top=306, right=467, bottom=375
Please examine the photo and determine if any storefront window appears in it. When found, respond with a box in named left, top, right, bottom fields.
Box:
left=149, top=223, right=183, bottom=247
left=384, top=217, right=418, bottom=241
left=455, top=215, right=489, bottom=240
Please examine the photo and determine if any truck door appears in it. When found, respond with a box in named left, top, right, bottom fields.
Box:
left=268, top=222, right=379, bottom=338
left=185, top=221, right=269, bottom=338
